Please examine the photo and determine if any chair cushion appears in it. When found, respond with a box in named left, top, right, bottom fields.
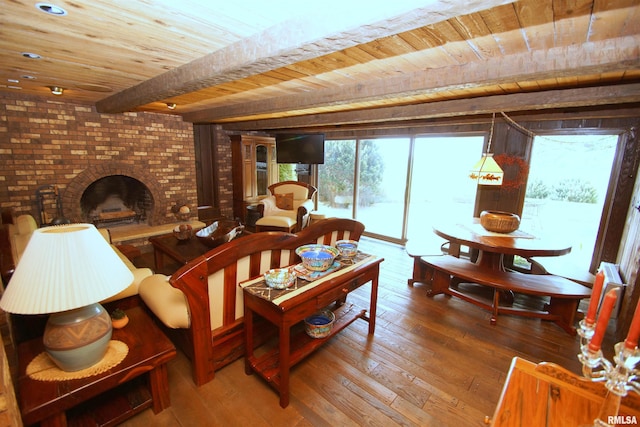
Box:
left=16, top=215, right=37, bottom=235
left=255, top=216, right=296, bottom=228
left=273, top=184, right=309, bottom=200
left=275, top=192, right=294, bottom=210
left=102, top=266, right=153, bottom=303
left=9, top=215, right=38, bottom=264
left=139, top=274, right=190, bottom=329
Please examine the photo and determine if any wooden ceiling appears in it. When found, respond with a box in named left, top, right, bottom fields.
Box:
left=2, top=0, right=639, bottom=132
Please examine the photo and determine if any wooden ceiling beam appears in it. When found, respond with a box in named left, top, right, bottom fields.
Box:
left=221, top=83, right=640, bottom=131
left=184, top=35, right=640, bottom=123
left=319, top=107, right=640, bottom=133
left=95, top=0, right=515, bottom=113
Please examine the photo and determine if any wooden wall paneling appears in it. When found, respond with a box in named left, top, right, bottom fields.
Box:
left=194, top=124, right=219, bottom=211
left=615, top=128, right=640, bottom=341
left=475, top=121, right=530, bottom=216
left=592, top=128, right=639, bottom=271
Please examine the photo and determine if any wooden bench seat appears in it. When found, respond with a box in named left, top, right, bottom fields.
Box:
left=416, top=255, right=592, bottom=335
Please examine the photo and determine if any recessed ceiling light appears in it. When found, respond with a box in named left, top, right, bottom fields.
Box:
left=21, top=75, right=37, bottom=80
left=49, top=86, right=64, bottom=95
left=8, top=86, right=23, bottom=90
left=36, top=3, right=68, bottom=16
left=21, top=52, right=41, bottom=59
left=8, top=79, right=19, bottom=83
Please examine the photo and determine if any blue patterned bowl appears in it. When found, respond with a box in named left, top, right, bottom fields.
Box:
left=295, top=244, right=340, bottom=271
left=304, top=309, right=335, bottom=339
left=335, top=239, right=358, bottom=258
left=264, top=268, right=296, bottom=289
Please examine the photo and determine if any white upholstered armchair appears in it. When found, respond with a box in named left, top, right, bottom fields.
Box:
left=255, top=181, right=317, bottom=232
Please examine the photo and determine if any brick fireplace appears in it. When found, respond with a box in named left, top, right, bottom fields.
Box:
left=0, top=93, right=202, bottom=225
left=63, top=163, right=163, bottom=226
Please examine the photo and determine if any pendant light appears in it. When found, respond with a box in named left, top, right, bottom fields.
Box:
left=469, top=112, right=504, bottom=186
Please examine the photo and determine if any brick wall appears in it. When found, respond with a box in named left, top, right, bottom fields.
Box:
left=0, top=93, right=202, bottom=225
left=214, top=125, right=234, bottom=218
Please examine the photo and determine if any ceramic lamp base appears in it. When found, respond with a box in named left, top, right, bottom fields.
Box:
left=43, top=303, right=113, bottom=371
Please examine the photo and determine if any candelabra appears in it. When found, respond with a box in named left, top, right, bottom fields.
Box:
left=578, top=319, right=640, bottom=427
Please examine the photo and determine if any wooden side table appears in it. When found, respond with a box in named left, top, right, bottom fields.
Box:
left=243, top=254, right=383, bottom=408
left=18, top=306, right=176, bottom=427
left=245, top=204, right=261, bottom=230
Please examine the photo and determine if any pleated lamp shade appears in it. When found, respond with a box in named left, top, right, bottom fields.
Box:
left=0, top=223, right=133, bottom=371
left=0, top=223, right=133, bottom=314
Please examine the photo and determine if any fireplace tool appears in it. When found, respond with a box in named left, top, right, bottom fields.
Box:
left=36, top=185, right=69, bottom=226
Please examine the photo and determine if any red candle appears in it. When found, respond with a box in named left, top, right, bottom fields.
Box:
left=589, top=288, right=618, bottom=353
left=585, top=270, right=605, bottom=326
left=624, top=298, right=640, bottom=350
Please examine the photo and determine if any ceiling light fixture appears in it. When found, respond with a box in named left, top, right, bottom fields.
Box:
left=166, top=103, right=177, bottom=110
left=49, top=86, right=64, bottom=95
left=469, top=112, right=504, bottom=186
left=21, top=52, right=42, bottom=59
left=36, top=3, right=68, bottom=16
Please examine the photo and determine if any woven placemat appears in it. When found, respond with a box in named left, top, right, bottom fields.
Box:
left=26, top=340, right=129, bottom=381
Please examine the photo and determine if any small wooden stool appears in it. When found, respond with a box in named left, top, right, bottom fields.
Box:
left=255, top=216, right=297, bottom=233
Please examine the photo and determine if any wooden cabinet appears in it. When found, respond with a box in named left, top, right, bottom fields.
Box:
left=490, top=357, right=640, bottom=426
left=231, top=135, right=277, bottom=222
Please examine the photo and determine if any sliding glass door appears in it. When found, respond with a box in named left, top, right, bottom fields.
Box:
left=316, top=131, right=621, bottom=272
left=317, top=138, right=410, bottom=241
left=521, top=134, right=618, bottom=270
left=355, top=138, right=410, bottom=240
left=318, top=136, right=480, bottom=244
left=406, top=136, right=484, bottom=250
left=317, top=140, right=356, bottom=219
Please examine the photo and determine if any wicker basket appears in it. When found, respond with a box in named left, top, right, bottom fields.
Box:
left=480, top=210, right=520, bottom=233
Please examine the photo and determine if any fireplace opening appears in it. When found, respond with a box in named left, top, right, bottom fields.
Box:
left=81, top=175, right=153, bottom=227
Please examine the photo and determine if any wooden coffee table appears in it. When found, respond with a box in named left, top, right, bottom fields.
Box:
left=150, top=227, right=250, bottom=272
left=149, top=232, right=211, bottom=271
left=17, top=306, right=176, bottom=427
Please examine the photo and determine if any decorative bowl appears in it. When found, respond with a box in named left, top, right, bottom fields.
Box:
left=196, top=219, right=244, bottom=248
left=304, top=309, right=335, bottom=339
left=173, top=224, right=193, bottom=240
left=480, top=210, right=521, bottom=233
left=335, top=239, right=358, bottom=258
left=175, top=205, right=191, bottom=221
left=295, top=244, right=340, bottom=272
left=264, top=268, right=297, bottom=289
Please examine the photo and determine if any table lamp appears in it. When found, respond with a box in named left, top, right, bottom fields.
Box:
left=0, top=224, right=133, bottom=371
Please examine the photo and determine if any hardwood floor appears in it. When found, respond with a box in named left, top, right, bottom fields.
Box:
left=122, top=237, right=609, bottom=427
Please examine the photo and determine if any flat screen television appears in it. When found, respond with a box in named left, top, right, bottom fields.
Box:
left=275, top=133, right=325, bottom=164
